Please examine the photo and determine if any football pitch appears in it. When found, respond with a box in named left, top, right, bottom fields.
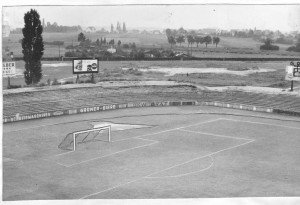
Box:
left=3, top=106, right=300, bottom=200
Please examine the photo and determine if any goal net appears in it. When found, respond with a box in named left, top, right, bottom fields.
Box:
left=58, top=125, right=111, bottom=151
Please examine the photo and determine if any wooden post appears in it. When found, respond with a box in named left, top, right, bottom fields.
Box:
left=76, top=74, right=79, bottom=83
left=291, top=80, right=294, bottom=91
left=58, top=44, right=60, bottom=59
left=91, top=73, right=94, bottom=83
left=7, top=77, right=11, bottom=89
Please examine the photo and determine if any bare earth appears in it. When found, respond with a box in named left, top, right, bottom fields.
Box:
left=3, top=80, right=300, bottom=97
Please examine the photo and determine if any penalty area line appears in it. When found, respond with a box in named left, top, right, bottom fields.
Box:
left=145, top=155, right=214, bottom=179
left=222, top=118, right=300, bottom=130
left=79, top=138, right=255, bottom=199
left=178, top=129, right=253, bottom=141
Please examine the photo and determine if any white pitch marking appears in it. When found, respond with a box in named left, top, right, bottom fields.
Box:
left=42, top=158, right=69, bottom=168
left=111, top=118, right=223, bottom=143
left=53, top=150, right=75, bottom=157
left=145, top=156, right=214, bottom=179
left=49, top=118, right=222, bottom=166
left=222, top=118, right=300, bottom=130
left=134, top=137, right=159, bottom=143
left=178, top=129, right=253, bottom=141
left=145, top=139, right=254, bottom=178
left=66, top=141, right=158, bottom=167
left=80, top=178, right=143, bottom=199
left=80, top=138, right=255, bottom=199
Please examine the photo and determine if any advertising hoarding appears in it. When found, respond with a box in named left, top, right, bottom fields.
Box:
left=285, top=65, right=300, bottom=81
left=73, top=59, right=99, bottom=74
left=2, top=62, right=16, bottom=77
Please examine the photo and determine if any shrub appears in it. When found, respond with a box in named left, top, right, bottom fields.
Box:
left=275, top=37, right=293, bottom=45
left=260, top=38, right=279, bottom=51
left=65, top=51, right=76, bottom=57
left=123, top=44, right=130, bottom=49
left=85, top=79, right=93, bottom=83
left=52, top=78, right=60, bottom=85
left=7, top=85, right=22, bottom=89
left=260, top=44, right=279, bottom=51
left=287, top=46, right=300, bottom=52
left=36, top=82, right=47, bottom=87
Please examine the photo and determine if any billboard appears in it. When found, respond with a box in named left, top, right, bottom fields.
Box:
left=285, top=66, right=300, bottom=81
left=73, top=59, right=99, bottom=74
left=2, top=62, right=16, bottom=77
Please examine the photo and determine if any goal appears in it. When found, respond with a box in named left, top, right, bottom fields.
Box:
left=58, top=125, right=111, bottom=151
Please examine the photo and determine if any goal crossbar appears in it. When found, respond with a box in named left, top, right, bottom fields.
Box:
left=72, top=125, right=111, bottom=151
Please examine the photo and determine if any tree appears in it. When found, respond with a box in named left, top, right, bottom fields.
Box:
left=178, top=27, right=187, bottom=36
left=167, top=36, right=176, bottom=48
left=110, top=24, right=114, bottom=33
left=187, top=35, right=194, bottom=47
left=109, top=39, right=115, bottom=46
left=118, top=40, right=121, bottom=47
left=22, top=9, right=44, bottom=85
left=203, top=35, right=212, bottom=47
left=264, top=38, right=273, bottom=47
left=260, top=38, right=279, bottom=50
left=78, top=32, right=86, bottom=42
left=176, top=35, right=185, bottom=46
left=194, top=36, right=202, bottom=47
left=187, top=35, right=195, bottom=55
left=122, top=22, right=127, bottom=33
left=96, top=38, right=100, bottom=46
left=131, top=42, right=136, bottom=49
left=116, top=22, right=121, bottom=33
left=213, top=37, right=220, bottom=47
left=165, top=28, right=172, bottom=37
left=287, top=37, right=300, bottom=52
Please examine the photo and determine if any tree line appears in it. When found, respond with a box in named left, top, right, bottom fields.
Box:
left=43, top=21, right=82, bottom=33
left=165, top=28, right=220, bottom=55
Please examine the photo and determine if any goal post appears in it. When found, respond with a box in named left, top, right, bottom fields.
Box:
left=58, top=125, right=111, bottom=151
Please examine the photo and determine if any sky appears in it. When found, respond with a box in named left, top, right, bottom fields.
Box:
left=3, top=4, right=300, bottom=32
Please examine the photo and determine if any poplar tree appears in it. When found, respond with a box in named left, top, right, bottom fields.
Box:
left=22, top=9, right=44, bottom=85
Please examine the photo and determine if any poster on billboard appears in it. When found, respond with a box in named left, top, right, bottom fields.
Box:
left=285, top=65, right=300, bottom=81
left=2, top=62, right=16, bottom=77
left=73, top=59, right=99, bottom=74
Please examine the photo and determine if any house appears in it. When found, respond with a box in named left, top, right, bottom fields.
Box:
left=85, top=27, right=96, bottom=33
left=107, top=47, right=116, bottom=54
left=128, top=29, right=140, bottom=34
left=2, top=22, right=10, bottom=37
left=141, top=30, right=150, bottom=35
left=152, top=30, right=161, bottom=35
left=144, top=50, right=155, bottom=58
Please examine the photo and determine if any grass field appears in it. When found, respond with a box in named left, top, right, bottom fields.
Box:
left=3, top=60, right=295, bottom=89
left=3, top=106, right=300, bottom=200
left=3, top=32, right=299, bottom=58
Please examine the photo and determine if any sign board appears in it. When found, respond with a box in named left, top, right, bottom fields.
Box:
left=73, top=59, right=99, bottom=74
left=285, top=65, right=300, bottom=81
left=2, top=62, right=16, bottom=77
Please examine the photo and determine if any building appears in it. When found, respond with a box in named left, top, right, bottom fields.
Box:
left=2, top=24, right=10, bottom=37
left=85, top=27, right=96, bottom=33
left=2, top=15, right=10, bottom=37
left=152, top=30, right=162, bottom=35
left=107, top=47, right=116, bottom=54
